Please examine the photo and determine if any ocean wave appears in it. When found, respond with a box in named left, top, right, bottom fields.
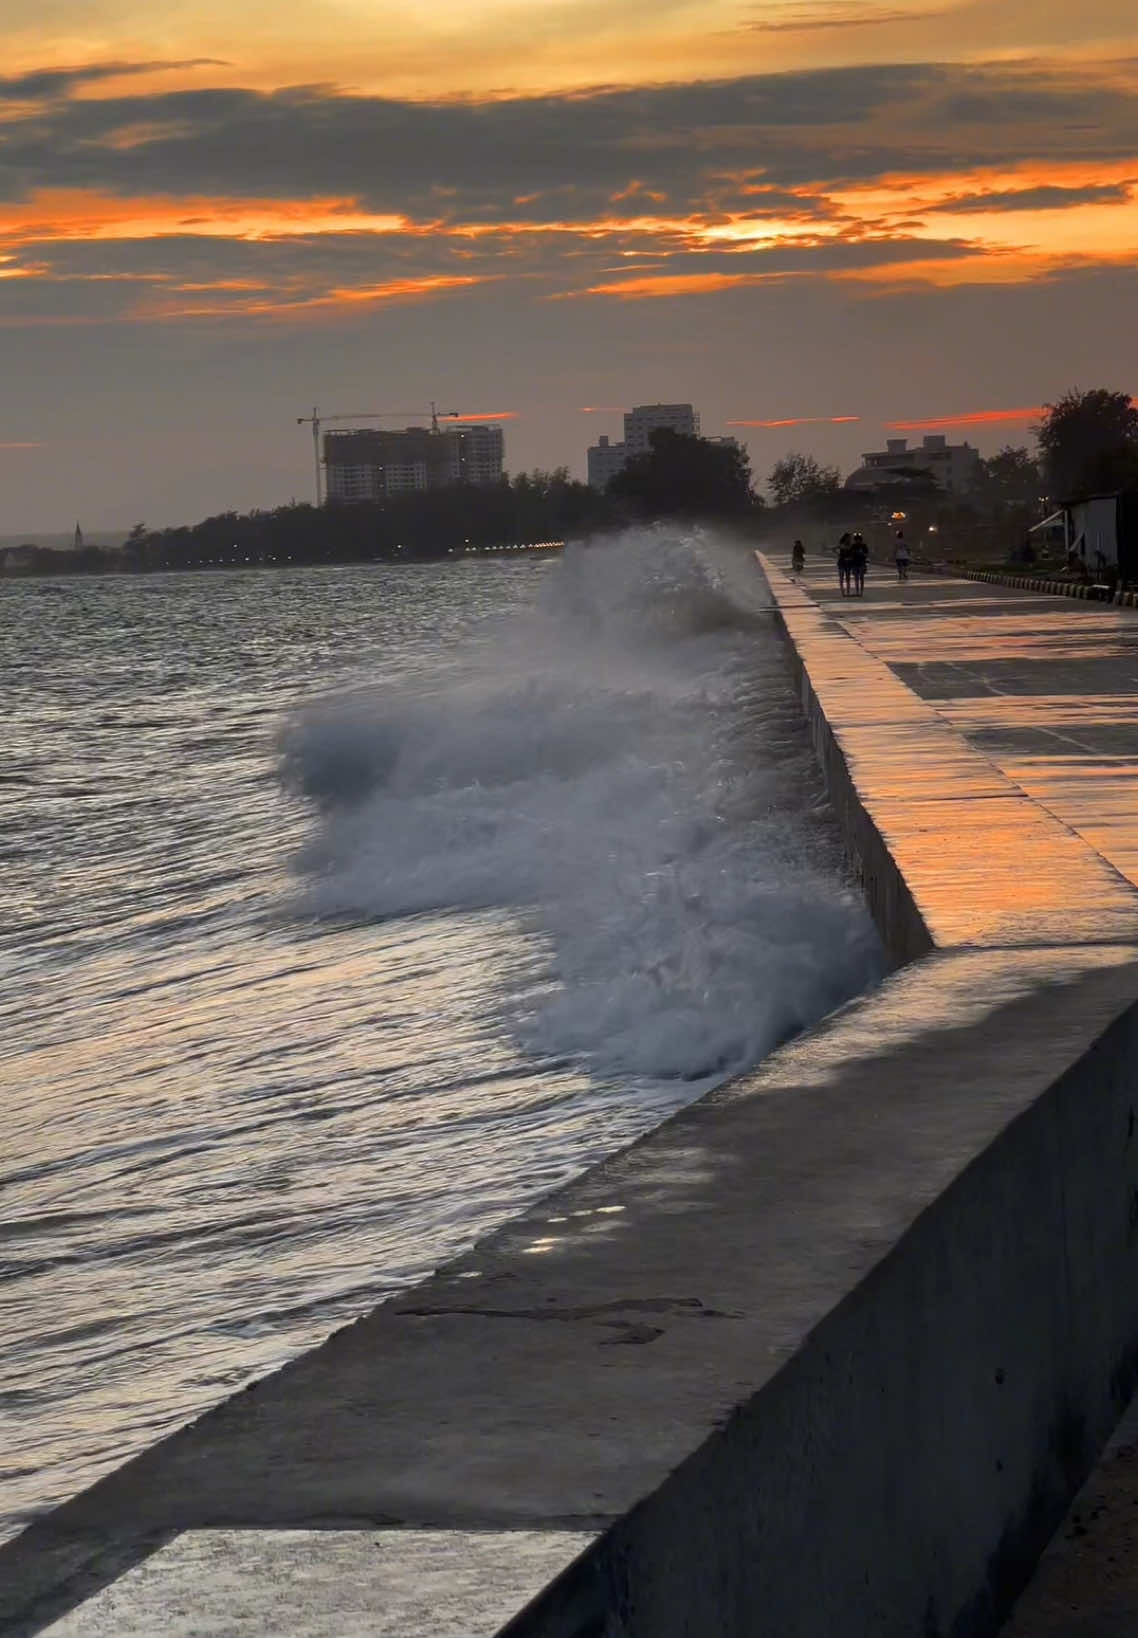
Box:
left=282, top=526, right=882, bottom=1080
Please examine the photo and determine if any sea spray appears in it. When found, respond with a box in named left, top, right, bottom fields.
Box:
left=282, top=526, right=883, bottom=1080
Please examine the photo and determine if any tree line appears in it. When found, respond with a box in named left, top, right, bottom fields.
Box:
left=3, top=388, right=1135, bottom=576
left=2, top=434, right=760, bottom=576
left=765, top=388, right=1138, bottom=512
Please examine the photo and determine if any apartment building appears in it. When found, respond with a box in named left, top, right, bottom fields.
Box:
left=586, top=403, right=701, bottom=490
left=854, top=434, right=983, bottom=495
left=324, top=423, right=504, bottom=502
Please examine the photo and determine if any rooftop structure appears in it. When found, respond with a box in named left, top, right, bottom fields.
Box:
left=847, top=433, right=982, bottom=496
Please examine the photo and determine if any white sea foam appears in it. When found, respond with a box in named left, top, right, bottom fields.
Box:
left=282, top=527, right=882, bottom=1080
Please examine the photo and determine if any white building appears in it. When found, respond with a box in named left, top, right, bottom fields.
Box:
left=587, top=403, right=701, bottom=490
left=623, top=402, right=700, bottom=457
left=449, top=423, right=505, bottom=486
left=853, top=434, right=982, bottom=495
left=587, top=434, right=629, bottom=491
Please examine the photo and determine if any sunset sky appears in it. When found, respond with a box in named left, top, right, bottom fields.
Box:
left=1, top=0, right=1137, bottom=530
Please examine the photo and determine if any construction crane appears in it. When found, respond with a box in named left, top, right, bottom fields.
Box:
left=296, top=403, right=460, bottom=505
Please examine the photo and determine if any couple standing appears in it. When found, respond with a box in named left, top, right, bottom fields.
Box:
left=838, top=532, right=867, bottom=596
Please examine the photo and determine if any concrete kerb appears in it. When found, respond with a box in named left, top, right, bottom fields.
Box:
left=939, top=565, right=1138, bottom=607
left=10, top=562, right=1138, bottom=1636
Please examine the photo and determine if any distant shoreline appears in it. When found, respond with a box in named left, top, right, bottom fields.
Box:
left=0, top=540, right=566, bottom=580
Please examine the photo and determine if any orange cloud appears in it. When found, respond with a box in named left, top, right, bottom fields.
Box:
left=728, top=415, right=861, bottom=427
left=560, top=271, right=795, bottom=299
left=438, top=411, right=518, bottom=421
left=885, top=407, right=1044, bottom=429
left=0, top=189, right=411, bottom=248
left=885, top=400, right=1136, bottom=429
left=136, top=273, right=493, bottom=321
left=12, top=0, right=1138, bottom=104
left=171, top=279, right=270, bottom=292
left=825, top=245, right=1138, bottom=290
left=3, top=148, right=1138, bottom=328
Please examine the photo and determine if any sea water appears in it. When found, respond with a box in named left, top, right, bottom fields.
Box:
left=0, top=527, right=882, bottom=1542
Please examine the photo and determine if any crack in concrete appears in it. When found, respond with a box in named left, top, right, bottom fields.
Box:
left=394, top=1296, right=739, bottom=1323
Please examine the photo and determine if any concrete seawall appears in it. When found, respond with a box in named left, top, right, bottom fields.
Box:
left=8, top=559, right=1138, bottom=1636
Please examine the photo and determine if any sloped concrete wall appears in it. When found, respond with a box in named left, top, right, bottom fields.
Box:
left=504, top=978, right=1138, bottom=1636
left=761, top=577, right=934, bottom=967
left=496, top=559, right=1138, bottom=1637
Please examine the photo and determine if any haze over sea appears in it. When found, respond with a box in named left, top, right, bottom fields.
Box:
left=0, top=529, right=881, bottom=1543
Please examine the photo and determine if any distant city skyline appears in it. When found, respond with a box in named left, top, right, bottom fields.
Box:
left=0, top=401, right=1075, bottom=534
left=1, top=0, right=1136, bottom=531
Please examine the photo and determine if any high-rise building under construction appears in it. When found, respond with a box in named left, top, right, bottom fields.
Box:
left=324, top=423, right=504, bottom=502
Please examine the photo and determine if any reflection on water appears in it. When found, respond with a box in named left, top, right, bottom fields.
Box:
left=1, top=542, right=879, bottom=1541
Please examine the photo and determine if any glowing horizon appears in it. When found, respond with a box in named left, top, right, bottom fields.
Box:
left=2, top=8, right=1137, bottom=526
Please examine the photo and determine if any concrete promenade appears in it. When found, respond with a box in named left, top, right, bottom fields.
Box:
left=8, top=560, right=1138, bottom=1634
left=779, top=554, right=1138, bottom=1634
left=770, top=554, right=1138, bottom=1631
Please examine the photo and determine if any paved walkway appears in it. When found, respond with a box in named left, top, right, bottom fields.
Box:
left=765, top=557, right=1138, bottom=952
left=785, top=556, right=1138, bottom=1634
left=796, top=557, right=1138, bottom=897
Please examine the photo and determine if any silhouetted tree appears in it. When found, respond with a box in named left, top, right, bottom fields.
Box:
left=767, top=452, right=841, bottom=508
left=608, top=428, right=756, bottom=519
left=105, top=472, right=619, bottom=575
left=1036, top=388, right=1138, bottom=497
left=978, top=446, right=1040, bottom=509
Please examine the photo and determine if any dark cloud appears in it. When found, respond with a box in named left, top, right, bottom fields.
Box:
left=934, top=181, right=1133, bottom=211
left=1, top=54, right=1136, bottom=333
left=922, top=57, right=1138, bottom=133
left=744, top=5, right=957, bottom=31
left=0, top=60, right=227, bottom=103
left=20, top=226, right=980, bottom=290
left=13, top=229, right=504, bottom=291
left=8, top=57, right=1131, bottom=218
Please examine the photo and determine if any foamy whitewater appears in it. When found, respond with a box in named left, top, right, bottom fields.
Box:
left=286, top=530, right=879, bottom=1080
left=0, top=528, right=881, bottom=1543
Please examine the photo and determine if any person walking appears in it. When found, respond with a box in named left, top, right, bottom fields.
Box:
left=894, top=530, right=911, bottom=582
left=791, top=538, right=805, bottom=573
left=851, top=532, right=868, bottom=597
left=837, top=532, right=852, bottom=596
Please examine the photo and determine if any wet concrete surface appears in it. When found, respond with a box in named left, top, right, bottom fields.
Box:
left=768, top=559, right=1138, bottom=951
left=771, top=556, right=1138, bottom=1636
left=798, top=559, right=1138, bottom=900
left=13, top=938, right=1138, bottom=1638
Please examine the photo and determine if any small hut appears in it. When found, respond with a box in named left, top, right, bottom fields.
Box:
left=1060, top=490, right=1138, bottom=582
